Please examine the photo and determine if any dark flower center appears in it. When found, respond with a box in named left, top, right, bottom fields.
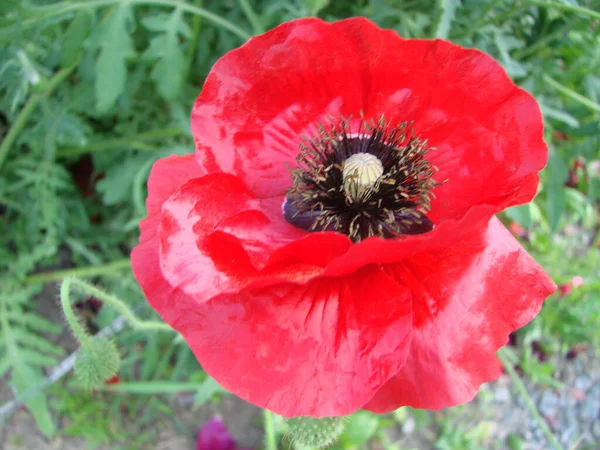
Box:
left=284, top=118, right=438, bottom=242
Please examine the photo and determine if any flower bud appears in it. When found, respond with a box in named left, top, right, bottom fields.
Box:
left=74, top=337, right=121, bottom=389
left=286, top=416, right=345, bottom=449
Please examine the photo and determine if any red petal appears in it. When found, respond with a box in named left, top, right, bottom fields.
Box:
left=363, top=217, right=556, bottom=412
left=157, top=172, right=353, bottom=299
left=135, top=190, right=413, bottom=417
left=132, top=154, right=205, bottom=317
left=179, top=265, right=412, bottom=417
left=191, top=17, right=546, bottom=230
left=138, top=154, right=205, bottom=245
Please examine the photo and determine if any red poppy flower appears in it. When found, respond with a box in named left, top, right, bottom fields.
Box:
left=131, top=18, right=555, bottom=417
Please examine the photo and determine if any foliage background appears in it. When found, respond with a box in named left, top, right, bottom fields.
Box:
left=0, top=0, right=599, bottom=448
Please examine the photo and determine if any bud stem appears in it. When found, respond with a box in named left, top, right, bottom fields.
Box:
left=60, top=278, right=92, bottom=348
left=263, top=409, right=277, bottom=450
left=60, top=277, right=173, bottom=333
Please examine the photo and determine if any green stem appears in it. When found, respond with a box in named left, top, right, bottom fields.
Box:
left=23, top=259, right=131, bottom=284
left=185, top=0, right=204, bottom=79
left=263, top=409, right=277, bottom=450
left=513, top=20, right=573, bottom=60
left=498, top=350, right=564, bottom=450
left=0, top=62, right=77, bottom=171
left=60, top=278, right=93, bottom=346
left=543, top=75, right=600, bottom=113
left=524, top=0, right=600, bottom=20
left=67, top=278, right=173, bottom=332
left=5, top=0, right=251, bottom=41
left=56, top=127, right=184, bottom=157
left=237, top=0, right=264, bottom=35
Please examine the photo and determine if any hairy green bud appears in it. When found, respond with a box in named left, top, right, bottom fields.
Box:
left=286, top=416, right=345, bottom=449
left=74, top=337, right=121, bottom=389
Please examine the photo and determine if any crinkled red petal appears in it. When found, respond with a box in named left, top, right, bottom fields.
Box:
left=363, top=217, right=556, bottom=412
left=180, top=265, right=412, bottom=417
left=157, top=172, right=353, bottom=299
left=132, top=155, right=414, bottom=417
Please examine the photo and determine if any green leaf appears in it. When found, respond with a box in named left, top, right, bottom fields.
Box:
left=493, top=29, right=527, bottom=78
left=61, top=10, right=92, bottom=67
left=94, top=5, right=136, bottom=113
left=142, top=10, right=190, bottom=100
left=340, top=411, right=380, bottom=447
left=303, top=0, right=330, bottom=16
left=95, top=153, right=149, bottom=205
left=435, top=0, right=460, bottom=39
left=193, top=376, right=226, bottom=406
left=12, top=364, right=56, bottom=437
left=505, top=203, right=533, bottom=228
left=541, top=104, right=580, bottom=128
left=545, top=147, right=568, bottom=232
left=12, top=328, right=64, bottom=356
left=20, top=348, right=60, bottom=367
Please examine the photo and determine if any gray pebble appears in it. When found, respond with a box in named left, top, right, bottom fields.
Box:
left=538, top=391, right=560, bottom=416
left=574, top=375, right=591, bottom=391
left=495, top=386, right=511, bottom=403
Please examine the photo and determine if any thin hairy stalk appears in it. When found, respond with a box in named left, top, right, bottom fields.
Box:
left=65, top=277, right=173, bottom=332
left=24, top=259, right=132, bottom=284
left=56, top=128, right=184, bottom=157
left=499, top=349, right=564, bottom=450
left=60, top=279, right=93, bottom=346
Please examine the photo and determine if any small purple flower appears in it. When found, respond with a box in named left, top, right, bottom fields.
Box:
left=196, top=417, right=252, bottom=450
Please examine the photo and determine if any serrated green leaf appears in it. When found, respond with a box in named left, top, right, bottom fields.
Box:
left=435, top=0, right=460, bottom=39
left=141, top=12, right=191, bottom=35
left=95, top=153, right=149, bottom=205
left=8, top=311, right=63, bottom=334
left=95, top=5, right=136, bottom=113
left=493, top=29, right=527, bottom=78
left=143, top=9, right=189, bottom=100
left=12, top=327, right=64, bottom=356
left=20, top=348, right=60, bottom=367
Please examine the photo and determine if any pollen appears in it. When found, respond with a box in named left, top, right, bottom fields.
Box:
left=342, top=152, right=384, bottom=201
